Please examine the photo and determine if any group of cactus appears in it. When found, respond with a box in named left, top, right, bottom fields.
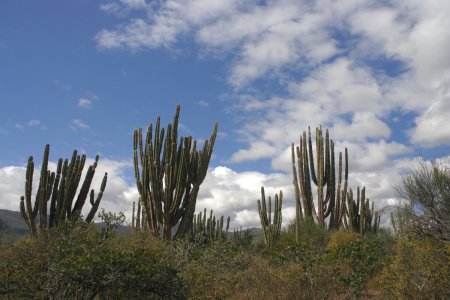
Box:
left=20, top=106, right=222, bottom=242
left=257, top=187, right=283, bottom=246
left=290, top=126, right=380, bottom=238
left=133, top=105, right=218, bottom=240
left=256, top=125, right=381, bottom=246
left=190, top=208, right=230, bottom=242
left=20, top=105, right=381, bottom=243
left=20, top=144, right=107, bottom=236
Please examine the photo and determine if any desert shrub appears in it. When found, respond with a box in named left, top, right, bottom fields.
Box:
left=181, top=241, right=249, bottom=299
left=394, top=159, right=450, bottom=241
left=233, top=256, right=309, bottom=299
left=380, top=237, right=449, bottom=299
left=326, top=230, right=359, bottom=251
left=0, top=220, right=185, bottom=299
left=325, top=232, right=385, bottom=298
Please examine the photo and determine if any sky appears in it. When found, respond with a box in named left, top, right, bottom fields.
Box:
left=1, top=0, right=450, bottom=229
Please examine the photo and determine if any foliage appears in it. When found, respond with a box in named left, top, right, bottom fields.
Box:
left=325, top=232, right=386, bottom=298
left=97, top=209, right=126, bottom=240
left=380, top=237, right=450, bottom=299
left=393, top=159, right=450, bottom=241
left=179, top=241, right=249, bottom=299
left=0, top=221, right=185, bottom=299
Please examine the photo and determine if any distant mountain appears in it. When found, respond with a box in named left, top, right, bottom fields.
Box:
left=0, top=209, right=265, bottom=244
left=0, top=209, right=29, bottom=241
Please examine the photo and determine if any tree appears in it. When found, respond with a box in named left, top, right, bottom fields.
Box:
left=393, top=159, right=450, bottom=241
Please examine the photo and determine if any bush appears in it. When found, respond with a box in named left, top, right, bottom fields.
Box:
left=180, top=241, right=249, bottom=299
left=0, top=221, right=185, bottom=299
left=394, top=159, right=450, bottom=241
left=325, top=232, right=386, bottom=298
left=380, top=237, right=449, bottom=299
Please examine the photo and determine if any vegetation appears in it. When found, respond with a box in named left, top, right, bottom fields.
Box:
left=19, top=145, right=107, bottom=236
left=133, top=105, right=218, bottom=240
left=257, top=186, right=283, bottom=246
left=392, top=159, right=450, bottom=241
left=1, top=107, right=448, bottom=299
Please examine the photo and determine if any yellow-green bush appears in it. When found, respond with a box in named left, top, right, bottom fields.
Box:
left=0, top=221, right=185, bottom=299
left=381, top=237, right=450, bottom=299
left=326, top=230, right=359, bottom=251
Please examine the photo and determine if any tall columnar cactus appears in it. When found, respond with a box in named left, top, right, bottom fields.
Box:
left=291, top=126, right=348, bottom=233
left=257, top=187, right=282, bottom=246
left=133, top=105, right=218, bottom=240
left=191, top=208, right=230, bottom=242
left=19, top=144, right=107, bottom=236
left=131, top=200, right=147, bottom=229
left=346, top=186, right=380, bottom=236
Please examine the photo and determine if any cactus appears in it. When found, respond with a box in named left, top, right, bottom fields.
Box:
left=346, top=186, right=380, bottom=236
left=133, top=105, right=218, bottom=240
left=291, top=126, right=348, bottom=235
left=191, top=208, right=230, bottom=242
left=257, top=187, right=282, bottom=246
left=19, top=144, right=107, bottom=236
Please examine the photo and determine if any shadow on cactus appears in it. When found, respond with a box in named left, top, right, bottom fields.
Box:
left=19, top=144, right=108, bottom=236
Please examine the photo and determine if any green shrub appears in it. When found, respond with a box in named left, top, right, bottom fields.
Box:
left=0, top=221, right=185, bottom=299
left=325, top=233, right=385, bottom=298
left=380, top=237, right=449, bottom=299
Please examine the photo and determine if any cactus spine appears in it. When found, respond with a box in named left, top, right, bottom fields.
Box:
left=257, top=187, right=282, bottom=246
left=133, top=105, right=218, bottom=240
left=19, top=144, right=107, bottom=236
left=291, top=126, right=348, bottom=235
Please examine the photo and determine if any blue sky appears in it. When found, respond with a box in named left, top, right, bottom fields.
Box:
left=1, top=0, right=450, bottom=228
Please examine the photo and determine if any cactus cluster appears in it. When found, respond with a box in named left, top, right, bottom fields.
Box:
left=291, top=126, right=381, bottom=238
left=291, top=126, right=348, bottom=231
left=191, top=208, right=230, bottom=242
left=20, top=144, right=107, bottom=236
left=131, top=200, right=148, bottom=229
left=257, top=186, right=282, bottom=246
left=133, top=105, right=218, bottom=240
left=346, top=187, right=380, bottom=236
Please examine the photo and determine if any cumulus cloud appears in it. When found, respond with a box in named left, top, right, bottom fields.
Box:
left=27, top=119, right=41, bottom=127
left=197, top=166, right=293, bottom=228
left=81, top=0, right=450, bottom=227
left=14, top=119, right=43, bottom=129
left=409, top=95, right=450, bottom=147
left=70, top=119, right=90, bottom=130
left=77, top=98, right=92, bottom=108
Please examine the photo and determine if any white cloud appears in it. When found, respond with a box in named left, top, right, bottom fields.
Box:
left=332, top=112, right=391, bottom=142
left=197, top=166, right=292, bottom=229
left=229, top=141, right=278, bottom=163
left=409, top=95, right=450, bottom=147
left=15, top=119, right=43, bottom=129
left=89, top=0, right=450, bottom=228
left=0, top=166, right=26, bottom=211
left=77, top=98, right=92, bottom=108
left=70, top=119, right=90, bottom=130
left=27, top=119, right=41, bottom=127
left=197, top=100, right=209, bottom=107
